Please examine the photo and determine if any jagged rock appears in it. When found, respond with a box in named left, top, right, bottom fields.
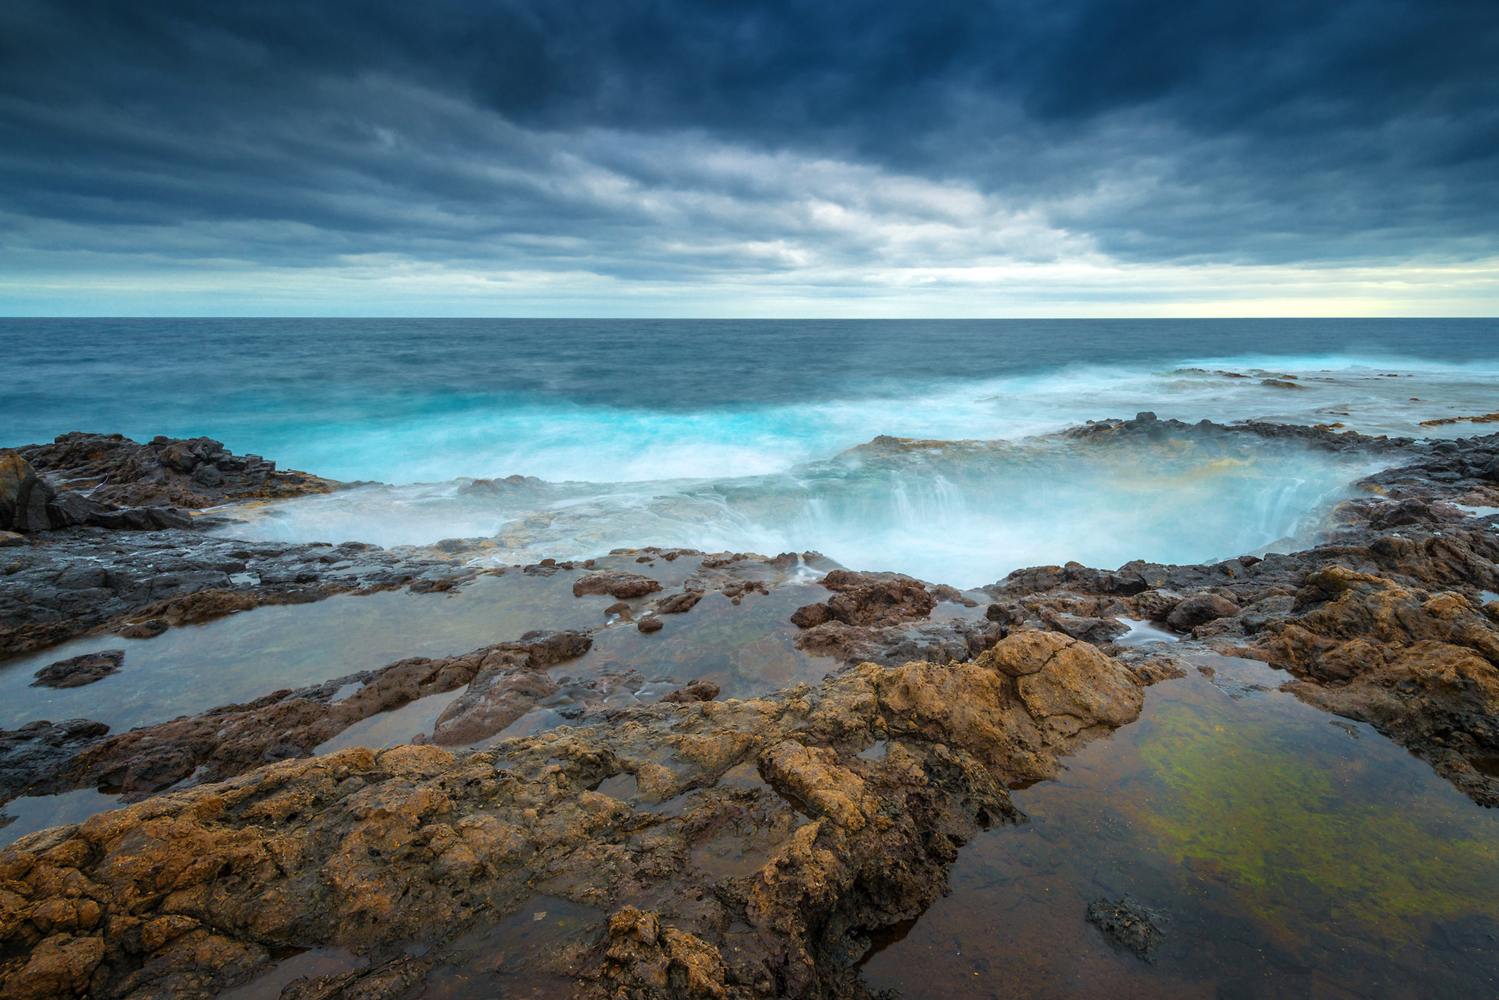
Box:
left=0, top=644, right=1143, bottom=1000
left=0, top=634, right=591, bottom=806
left=15, top=432, right=341, bottom=509
left=0, top=453, right=53, bottom=533
left=1040, top=609, right=1129, bottom=645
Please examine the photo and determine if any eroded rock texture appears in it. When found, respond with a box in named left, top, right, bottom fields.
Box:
left=0, top=632, right=1144, bottom=1000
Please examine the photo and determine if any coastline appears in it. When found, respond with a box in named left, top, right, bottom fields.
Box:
left=2, top=417, right=1498, bottom=998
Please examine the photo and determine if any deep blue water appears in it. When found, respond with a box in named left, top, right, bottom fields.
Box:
left=4, top=318, right=1497, bottom=583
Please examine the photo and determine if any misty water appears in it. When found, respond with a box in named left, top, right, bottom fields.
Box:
left=5, top=318, right=1499, bottom=996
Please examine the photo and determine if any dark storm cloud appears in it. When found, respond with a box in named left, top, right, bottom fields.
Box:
left=0, top=0, right=1495, bottom=275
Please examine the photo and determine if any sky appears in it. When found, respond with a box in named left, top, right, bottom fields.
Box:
left=1, top=0, right=1496, bottom=316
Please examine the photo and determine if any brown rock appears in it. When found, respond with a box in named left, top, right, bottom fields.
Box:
left=659, top=680, right=719, bottom=704
left=655, top=591, right=703, bottom=614
left=636, top=616, right=664, bottom=633
left=1166, top=593, right=1240, bottom=631
left=0, top=933, right=103, bottom=1000
left=0, top=452, right=52, bottom=534
left=573, top=571, right=663, bottom=600
left=789, top=602, right=832, bottom=628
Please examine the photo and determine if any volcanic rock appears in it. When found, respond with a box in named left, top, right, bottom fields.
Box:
left=0, top=638, right=1145, bottom=1000
left=30, top=651, right=124, bottom=689
left=573, top=571, right=664, bottom=600
left=1166, top=594, right=1241, bottom=631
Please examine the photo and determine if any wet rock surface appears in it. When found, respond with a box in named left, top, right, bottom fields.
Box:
left=981, top=428, right=1499, bottom=807
left=0, top=629, right=1145, bottom=1000
left=0, top=631, right=594, bottom=807
left=15, top=432, right=348, bottom=510
left=1085, top=896, right=1170, bottom=961
left=0, top=529, right=490, bottom=659
left=4, top=422, right=1499, bottom=997
left=30, top=651, right=124, bottom=689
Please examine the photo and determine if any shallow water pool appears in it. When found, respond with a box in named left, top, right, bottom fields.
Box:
left=861, top=654, right=1499, bottom=999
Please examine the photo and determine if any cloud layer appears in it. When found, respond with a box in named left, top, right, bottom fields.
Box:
left=2, top=0, right=1496, bottom=312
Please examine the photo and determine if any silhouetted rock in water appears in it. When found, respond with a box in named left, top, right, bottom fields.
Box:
left=30, top=650, right=124, bottom=689
left=1086, top=896, right=1170, bottom=960
left=0, top=630, right=1146, bottom=1000
left=14, top=431, right=346, bottom=509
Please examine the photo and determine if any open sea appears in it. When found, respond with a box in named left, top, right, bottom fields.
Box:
left=5, top=317, right=1497, bottom=586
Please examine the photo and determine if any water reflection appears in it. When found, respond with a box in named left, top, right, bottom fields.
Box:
left=861, top=655, right=1499, bottom=999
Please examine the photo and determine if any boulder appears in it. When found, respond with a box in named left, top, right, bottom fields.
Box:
left=1166, top=593, right=1240, bottom=631
left=0, top=452, right=52, bottom=533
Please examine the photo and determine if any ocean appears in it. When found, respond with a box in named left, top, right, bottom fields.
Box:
left=5, top=317, right=1497, bottom=586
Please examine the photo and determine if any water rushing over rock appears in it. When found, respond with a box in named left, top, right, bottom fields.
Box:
left=3, top=419, right=1499, bottom=999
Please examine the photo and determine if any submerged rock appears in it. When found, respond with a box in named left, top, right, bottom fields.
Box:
left=1086, top=896, right=1169, bottom=960
left=30, top=650, right=124, bottom=689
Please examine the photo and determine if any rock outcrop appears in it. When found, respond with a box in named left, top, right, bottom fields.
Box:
left=15, top=432, right=344, bottom=510
left=0, top=634, right=1146, bottom=1000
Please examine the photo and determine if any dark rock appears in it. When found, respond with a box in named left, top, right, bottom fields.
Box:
left=0, top=452, right=54, bottom=533
left=192, top=464, right=224, bottom=487
left=1086, top=896, right=1169, bottom=960
left=1041, top=609, right=1129, bottom=646
left=572, top=571, right=663, bottom=600
left=31, top=650, right=124, bottom=689
left=636, top=616, right=664, bottom=633
left=1166, top=593, right=1241, bottom=631
left=14, top=432, right=340, bottom=510
left=655, top=591, right=703, bottom=614
left=790, top=602, right=833, bottom=628
left=0, top=719, right=112, bottom=804
left=660, top=680, right=720, bottom=703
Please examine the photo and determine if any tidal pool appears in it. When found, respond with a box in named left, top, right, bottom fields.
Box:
left=861, top=654, right=1499, bottom=999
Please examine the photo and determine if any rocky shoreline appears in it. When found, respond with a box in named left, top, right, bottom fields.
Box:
left=1, top=419, right=1498, bottom=999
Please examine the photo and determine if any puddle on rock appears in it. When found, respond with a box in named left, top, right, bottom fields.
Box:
left=564, top=585, right=837, bottom=701
left=315, top=690, right=458, bottom=755
left=421, top=895, right=602, bottom=999
left=860, top=653, right=1499, bottom=1000
left=1114, top=616, right=1180, bottom=647
left=0, top=571, right=611, bottom=734
left=215, top=947, right=366, bottom=1000
left=0, top=786, right=124, bottom=848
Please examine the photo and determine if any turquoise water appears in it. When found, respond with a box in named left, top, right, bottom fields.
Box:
left=9, top=317, right=1497, bottom=584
